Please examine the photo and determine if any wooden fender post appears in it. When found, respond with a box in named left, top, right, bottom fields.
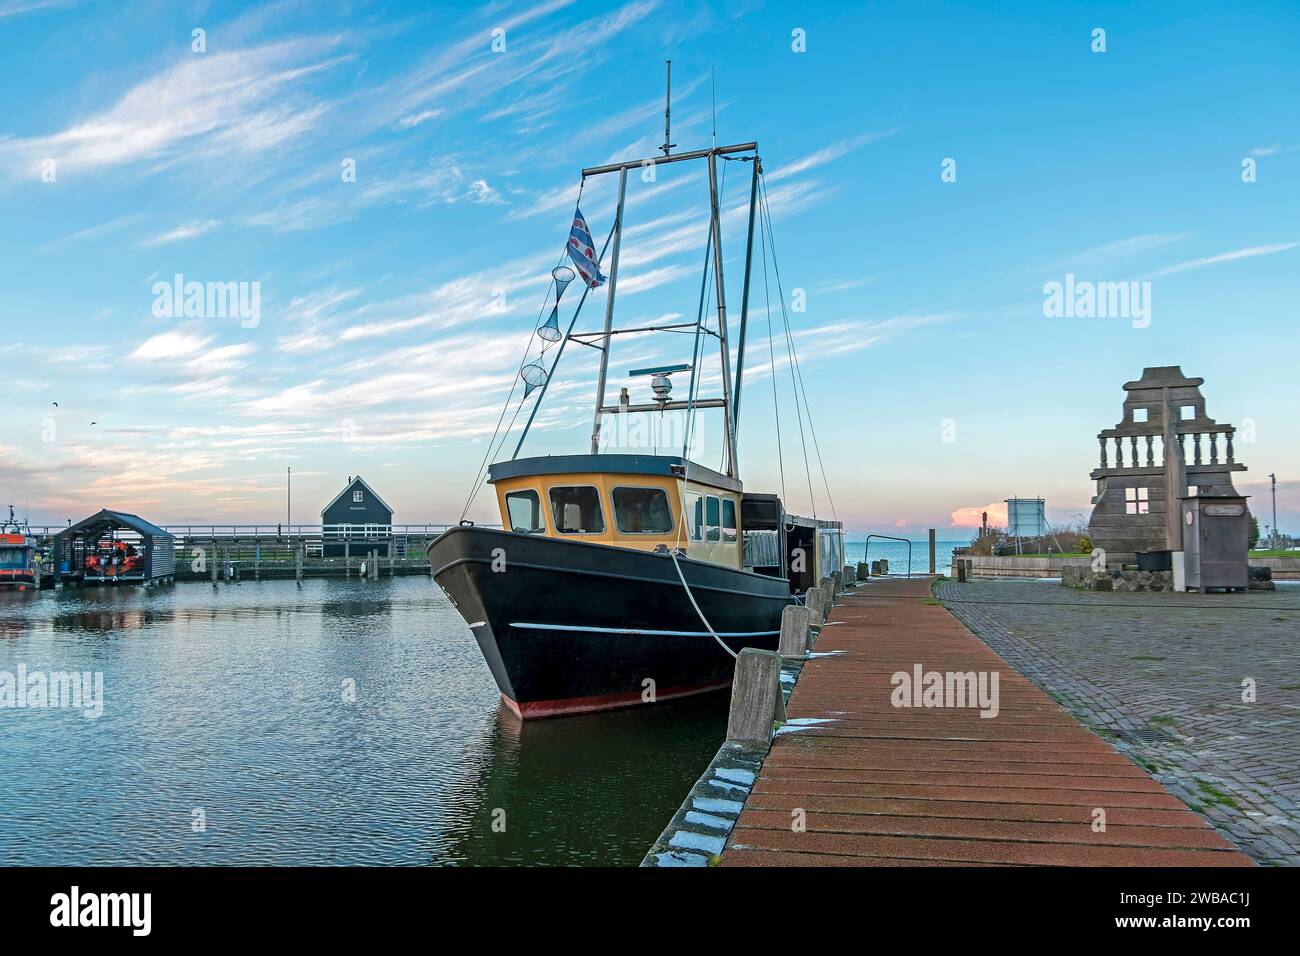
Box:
left=726, top=648, right=784, bottom=747
left=804, top=586, right=829, bottom=624
left=778, top=604, right=812, bottom=658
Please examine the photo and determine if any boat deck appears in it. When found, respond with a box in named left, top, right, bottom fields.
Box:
left=719, top=576, right=1254, bottom=866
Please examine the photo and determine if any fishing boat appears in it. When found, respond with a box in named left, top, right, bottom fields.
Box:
left=430, top=78, right=843, bottom=718
left=0, top=506, right=40, bottom=588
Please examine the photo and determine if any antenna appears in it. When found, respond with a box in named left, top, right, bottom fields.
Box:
left=711, top=65, right=716, bottom=149
left=660, top=60, right=675, bottom=157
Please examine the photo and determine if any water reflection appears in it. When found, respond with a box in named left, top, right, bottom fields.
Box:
left=0, top=579, right=726, bottom=866
left=439, top=694, right=727, bottom=866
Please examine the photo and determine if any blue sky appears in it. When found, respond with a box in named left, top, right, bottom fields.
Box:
left=1, top=0, right=1297, bottom=538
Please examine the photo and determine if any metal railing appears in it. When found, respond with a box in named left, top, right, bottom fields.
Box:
left=863, top=533, right=913, bottom=579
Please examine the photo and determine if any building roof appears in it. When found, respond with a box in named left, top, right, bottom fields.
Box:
left=488, top=454, right=743, bottom=494
left=320, top=475, right=394, bottom=517
left=58, top=509, right=173, bottom=540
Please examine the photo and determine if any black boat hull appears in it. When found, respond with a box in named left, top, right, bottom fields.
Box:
left=428, top=526, right=794, bottom=718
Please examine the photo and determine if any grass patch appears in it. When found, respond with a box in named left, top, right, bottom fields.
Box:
left=1195, top=779, right=1239, bottom=809
left=1280, top=684, right=1300, bottom=691
left=924, top=597, right=942, bottom=606
left=1249, top=550, right=1300, bottom=558
left=1149, top=714, right=1177, bottom=726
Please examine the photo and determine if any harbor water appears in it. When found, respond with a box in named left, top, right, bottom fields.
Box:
left=0, top=577, right=728, bottom=866
left=846, top=539, right=964, bottom=576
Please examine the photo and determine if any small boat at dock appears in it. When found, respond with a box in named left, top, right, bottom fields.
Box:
left=0, top=506, right=40, bottom=588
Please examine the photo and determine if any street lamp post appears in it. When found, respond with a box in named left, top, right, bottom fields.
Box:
left=1270, top=472, right=1278, bottom=550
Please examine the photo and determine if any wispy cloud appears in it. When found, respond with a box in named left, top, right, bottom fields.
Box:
left=0, top=0, right=73, bottom=18
left=791, top=313, right=955, bottom=357
left=1060, top=232, right=1193, bottom=270
left=139, top=219, right=221, bottom=247
left=1250, top=143, right=1300, bottom=157
left=38, top=213, right=144, bottom=252
left=1148, top=241, right=1299, bottom=278
left=816, top=277, right=875, bottom=294
left=0, top=37, right=350, bottom=182
left=766, top=129, right=901, bottom=182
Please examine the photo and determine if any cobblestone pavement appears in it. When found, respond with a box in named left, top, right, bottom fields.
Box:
left=937, top=579, right=1300, bottom=865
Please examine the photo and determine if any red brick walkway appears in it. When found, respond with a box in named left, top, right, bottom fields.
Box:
left=720, top=576, right=1254, bottom=866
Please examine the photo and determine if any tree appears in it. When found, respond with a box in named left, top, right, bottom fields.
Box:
left=1248, top=515, right=1260, bottom=549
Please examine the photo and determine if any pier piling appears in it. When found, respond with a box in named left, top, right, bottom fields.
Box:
left=818, top=576, right=835, bottom=608
left=778, top=604, right=812, bottom=658
left=725, top=648, right=785, bottom=747
left=804, top=586, right=828, bottom=623
left=857, top=561, right=870, bottom=580
left=928, top=528, right=937, bottom=574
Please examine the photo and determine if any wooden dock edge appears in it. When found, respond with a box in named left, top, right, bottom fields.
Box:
left=641, top=577, right=861, bottom=867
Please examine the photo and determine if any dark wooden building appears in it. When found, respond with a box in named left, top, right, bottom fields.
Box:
left=54, top=509, right=176, bottom=586
left=321, top=475, right=393, bottom=557
left=1087, top=366, right=1249, bottom=569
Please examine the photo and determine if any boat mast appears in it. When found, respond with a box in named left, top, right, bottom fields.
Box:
left=731, top=155, right=761, bottom=465
left=661, top=60, right=675, bottom=157
left=558, top=69, right=758, bottom=474
left=589, top=166, right=627, bottom=453
left=706, top=153, right=738, bottom=478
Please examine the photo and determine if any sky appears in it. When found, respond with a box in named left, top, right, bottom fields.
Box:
left=1, top=0, right=1297, bottom=539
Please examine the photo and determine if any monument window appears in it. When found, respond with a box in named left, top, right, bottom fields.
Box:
left=1124, top=487, right=1150, bottom=515
left=1132, top=408, right=1148, bottom=423
left=1179, top=405, right=1196, bottom=420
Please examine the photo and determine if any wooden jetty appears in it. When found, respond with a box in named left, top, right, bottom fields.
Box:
left=25, top=523, right=477, bottom=584
left=648, top=573, right=1253, bottom=866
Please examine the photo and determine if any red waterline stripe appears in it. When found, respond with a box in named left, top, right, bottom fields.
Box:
left=504, top=680, right=731, bottom=719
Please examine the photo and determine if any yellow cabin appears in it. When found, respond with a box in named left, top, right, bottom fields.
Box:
left=489, top=453, right=744, bottom=570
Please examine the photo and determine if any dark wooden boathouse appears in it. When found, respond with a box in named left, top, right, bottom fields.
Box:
left=53, top=509, right=176, bottom=586
left=321, top=475, right=393, bottom=557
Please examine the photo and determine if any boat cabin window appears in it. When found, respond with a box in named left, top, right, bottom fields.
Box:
left=722, top=498, right=738, bottom=543
left=686, top=493, right=703, bottom=541
left=612, top=487, right=673, bottom=534
left=506, top=490, right=546, bottom=533
left=705, top=496, right=721, bottom=542
left=549, top=486, right=605, bottom=534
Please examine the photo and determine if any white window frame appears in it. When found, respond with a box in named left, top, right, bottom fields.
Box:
left=685, top=492, right=703, bottom=541
left=353, top=490, right=364, bottom=503
left=721, top=497, right=738, bottom=544
left=610, top=485, right=674, bottom=535
left=504, top=489, right=547, bottom=534
left=548, top=484, right=606, bottom=536
left=705, top=495, right=721, bottom=543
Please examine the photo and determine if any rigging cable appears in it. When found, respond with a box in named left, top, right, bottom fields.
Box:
left=669, top=157, right=737, bottom=660
left=756, top=178, right=786, bottom=505
left=458, top=180, right=589, bottom=521
left=758, top=174, right=839, bottom=524
left=759, top=178, right=816, bottom=519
